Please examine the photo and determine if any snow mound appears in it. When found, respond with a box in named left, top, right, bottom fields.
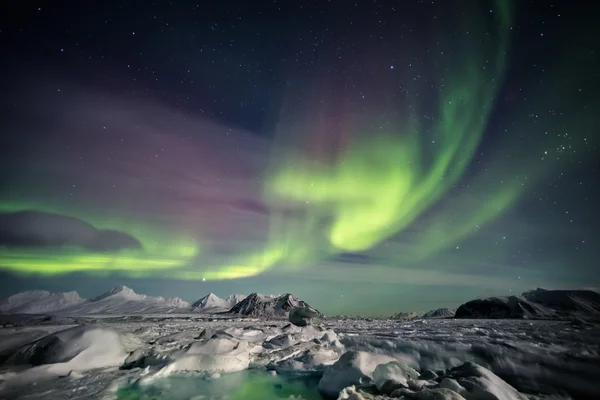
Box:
left=334, top=361, right=526, bottom=400
left=456, top=288, right=600, bottom=320
left=373, top=361, right=419, bottom=390
left=0, top=290, right=84, bottom=314
left=5, top=325, right=127, bottom=367
left=444, top=361, right=528, bottom=400
left=1, top=325, right=131, bottom=390
left=264, top=326, right=345, bottom=373
left=317, top=350, right=397, bottom=398
left=228, top=293, right=320, bottom=317
left=191, top=293, right=227, bottom=310
left=154, top=336, right=251, bottom=375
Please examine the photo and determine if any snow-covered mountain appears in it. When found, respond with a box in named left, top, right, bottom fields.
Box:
left=225, top=294, right=247, bottom=308
left=422, top=308, right=456, bottom=319
left=164, top=297, right=191, bottom=308
left=522, top=288, right=600, bottom=315
left=0, top=290, right=85, bottom=314
left=91, top=285, right=147, bottom=302
left=228, top=293, right=320, bottom=317
left=390, top=311, right=421, bottom=321
left=1, top=287, right=276, bottom=316
left=455, top=288, right=600, bottom=320
left=191, top=293, right=227, bottom=311
left=190, top=293, right=247, bottom=312
left=65, top=285, right=190, bottom=315
left=0, top=286, right=191, bottom=315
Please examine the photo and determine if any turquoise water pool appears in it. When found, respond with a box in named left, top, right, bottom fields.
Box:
left=116, top=370, right=323, bottom=400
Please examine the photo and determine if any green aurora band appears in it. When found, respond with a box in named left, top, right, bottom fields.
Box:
left=0, top=202, right=199, bottom=276
left=189, top=0, right=516, bottom=280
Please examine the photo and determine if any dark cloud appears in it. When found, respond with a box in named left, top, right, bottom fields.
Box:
left=0, top=211, right=141, bottom=252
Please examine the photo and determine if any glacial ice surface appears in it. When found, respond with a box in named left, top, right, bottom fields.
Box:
left=0, top=314, right=598, bottom=399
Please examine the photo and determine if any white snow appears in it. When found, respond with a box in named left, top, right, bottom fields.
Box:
left=0, top=316, right=599, bottom=399
left=0, top=325, right=135, bottom=391
left=373, top=361, right=419, bottom=390
left=317, top=350, right=397, bottom=397
left=444, top=361, right=528, bottom=400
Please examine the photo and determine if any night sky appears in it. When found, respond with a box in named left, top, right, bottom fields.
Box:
left=1, top=1, right=599, bottom=315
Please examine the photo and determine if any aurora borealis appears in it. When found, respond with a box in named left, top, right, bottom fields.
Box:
left=1, top=0, right=598, bottom=314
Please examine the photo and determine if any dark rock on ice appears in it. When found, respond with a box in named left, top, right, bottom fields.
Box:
left=419, top=369, right=438, bottom=380
left=289, top=305, right=320, bottom=327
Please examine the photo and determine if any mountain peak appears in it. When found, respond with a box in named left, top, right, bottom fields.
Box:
left=224, top=294, right=248, bottom=307
left=191, top=292, right=226, bottom=309
left=229, top=292, right=319, bottom=317
left=92, top=285, right=145, bottom=302
left=111, top=285, right=133, bottom=293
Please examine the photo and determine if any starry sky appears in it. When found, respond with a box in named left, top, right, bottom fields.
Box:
left=0, top=0, right=599, bottom=316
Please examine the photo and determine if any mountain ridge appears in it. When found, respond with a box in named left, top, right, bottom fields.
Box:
left=455, top=288, right=600, bottom=320
left=0, top=287, right=311, bottom=317
left=228, top=292, right=321, bottom=317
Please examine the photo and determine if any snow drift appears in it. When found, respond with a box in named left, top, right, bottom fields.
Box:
left=0, top=325, right=135, bottom=391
